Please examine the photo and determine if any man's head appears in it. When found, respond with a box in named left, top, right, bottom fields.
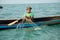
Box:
left=26, top=6, right=32, bottom=13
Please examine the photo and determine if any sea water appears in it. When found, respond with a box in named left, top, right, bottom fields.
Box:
left=0, top=3, right=60, bottom=40
left=0, top=3, right=60, bottom=19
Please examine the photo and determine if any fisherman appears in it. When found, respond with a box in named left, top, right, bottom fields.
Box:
left=23, top=6, right=34, bottom=23
left=23, top=6, right=41, bottom=30
left=8, top=6, right=41, bottom=30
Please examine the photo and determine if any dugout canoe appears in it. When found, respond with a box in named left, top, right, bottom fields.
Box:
left=0, top=16, right=60, bottom=29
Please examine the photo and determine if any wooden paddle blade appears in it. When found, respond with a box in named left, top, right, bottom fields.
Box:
left=8, top=20, right=18, bottom=26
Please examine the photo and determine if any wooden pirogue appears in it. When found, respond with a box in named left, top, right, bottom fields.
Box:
left=0, top=16, right=60, bottom=29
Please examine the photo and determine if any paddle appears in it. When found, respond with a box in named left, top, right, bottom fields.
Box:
left=8, top=17, right=41, bottom=30
left=8, top=19, right=21, bottom=26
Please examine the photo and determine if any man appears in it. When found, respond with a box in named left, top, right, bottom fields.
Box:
left=23, top=6, right=34, bottom=23
left=23, top=6, right=41, bottom=30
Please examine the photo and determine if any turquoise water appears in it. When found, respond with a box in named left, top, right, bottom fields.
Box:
left=0, top=25, right=60, bottom=40
left=0, top=3, right=60, bottom=40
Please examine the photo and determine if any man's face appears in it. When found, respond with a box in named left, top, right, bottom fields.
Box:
left=26, top=9, right=31, bottom=13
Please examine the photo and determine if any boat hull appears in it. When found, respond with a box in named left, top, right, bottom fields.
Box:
left=0, top=16, right=60, bottom=29
left=0, top=19, right=60, bottom=29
